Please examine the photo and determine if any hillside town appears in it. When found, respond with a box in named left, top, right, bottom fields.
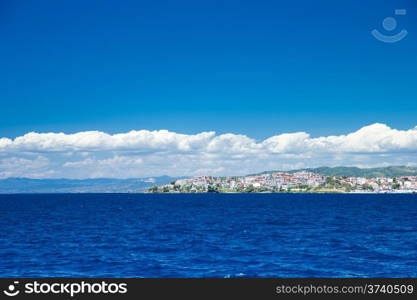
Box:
left=148, top=171, right=417, bottom=193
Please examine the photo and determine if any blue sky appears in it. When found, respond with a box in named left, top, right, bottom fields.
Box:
left=1, top=0, right=416, bottom=139
left=1, top=0, right=417, bottom=178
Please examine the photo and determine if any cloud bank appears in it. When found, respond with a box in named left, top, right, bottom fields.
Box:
left=1, top=123, right=417, bottom=178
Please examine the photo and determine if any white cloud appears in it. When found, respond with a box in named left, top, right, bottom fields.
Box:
left=1, top=123, right=417, bottom=178
left=0, top=130, right=216, bottom=153
left=0, top=156, right=53, bottom=179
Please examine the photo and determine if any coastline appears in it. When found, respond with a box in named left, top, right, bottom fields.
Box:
left=148, top=169, right=417, bottom=194
left=146, top=190, right=417, bottom=194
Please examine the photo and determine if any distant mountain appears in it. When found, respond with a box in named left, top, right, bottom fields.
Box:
left=2, top=166, right=417, bottom=193
left=0, top=176, right=181, bottom=193
left=256, top=166, right=417, bottom=178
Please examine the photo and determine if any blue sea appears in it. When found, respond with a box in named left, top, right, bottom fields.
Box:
left=1, top=193, right=417, bottom=277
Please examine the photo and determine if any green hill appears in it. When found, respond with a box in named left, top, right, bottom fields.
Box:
left=257, top=166, right=417, bottom=178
